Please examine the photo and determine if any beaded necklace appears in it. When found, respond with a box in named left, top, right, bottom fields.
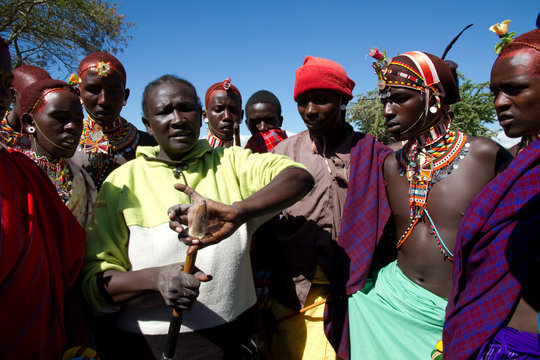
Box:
left=396, top=128, right=469, bottom=261
left=79, top=116, right=138, bottom=186
left=206, top=132, right=232, bottom=148
left=21, top=147, right=73, bottom=203
left=0, top=111, right=29, bottom=147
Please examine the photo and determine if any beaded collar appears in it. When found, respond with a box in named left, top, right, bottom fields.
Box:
left=0, top=111, right=29, bottom=147
left=79, top=116, right=138, bottom=186
left=19, top=146, right=73, bottom=203
left=206, top=132, right=232, bottom=148
left=396, top=128, right=469, bottom=261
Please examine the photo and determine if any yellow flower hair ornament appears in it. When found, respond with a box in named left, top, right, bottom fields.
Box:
left=489, top=20, right=516, bottom=54
left=68, top=73, right=81, bottom=86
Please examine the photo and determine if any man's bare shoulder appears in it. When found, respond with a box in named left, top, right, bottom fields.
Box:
left=466, top=136, right=513, bottom=174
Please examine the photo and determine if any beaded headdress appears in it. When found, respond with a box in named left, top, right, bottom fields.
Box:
left=371, top=50, right=447, bottom=116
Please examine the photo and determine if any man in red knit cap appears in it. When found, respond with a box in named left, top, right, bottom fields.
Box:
left=267, top=55, right=392, bottom=360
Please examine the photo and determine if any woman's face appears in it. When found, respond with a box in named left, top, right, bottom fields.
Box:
left=27, top=90, right=84, bottom=159
left=79, top=70, right=129, bottom=127
left=205, top=90, right=243, bottom=141
left=143, top=81, right=202, bottom=162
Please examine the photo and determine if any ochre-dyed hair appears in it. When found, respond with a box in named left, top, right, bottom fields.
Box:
left=500, top=28, right=540, bottom=56
left=204, top=79, right=242, bottom=110
left=18, top=78, right=74, bottom=116
left=12, top=65, right=51, bottom=94
left=497, top=29, right=540, bottom=76
left=77, top=51, right=126, bottom=85
left=385, top=51, right=460, bottom=106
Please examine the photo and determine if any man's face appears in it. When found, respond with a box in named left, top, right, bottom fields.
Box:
left=296, top=90, right=342, bottom=137
left=27, top=91, right=84, bottom=160
left=0, top=48, right=13, bottom=119
left=143, top=81, right=202, bottom=162
left=490, top=49, right=540, bottom=138
left=246, top=102, right=282, bottom=135
left=205, top=91, right=243, bottom=141
left=380, top=87, right=427, bottom=141
left=79, top=70, right=128, bottom=127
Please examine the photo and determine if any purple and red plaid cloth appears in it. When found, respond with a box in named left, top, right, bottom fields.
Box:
left=323, top=134, right=392, bottom=360
left=444, top=140, right=540, bottom=360
left=244, top=129, right=288, bottom=153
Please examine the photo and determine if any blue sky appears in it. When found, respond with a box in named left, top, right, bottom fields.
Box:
left=71, top=1, right=540, bottom=145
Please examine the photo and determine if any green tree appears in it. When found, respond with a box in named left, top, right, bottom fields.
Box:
left=0, top=0, right=134, bottom=71
left=347, top=73, right=497, bottom=144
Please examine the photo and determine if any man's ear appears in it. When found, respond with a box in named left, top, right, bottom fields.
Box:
left=123, top=88, right=130, bottom=106
left=142, top=116, right=153, bottom=136
left=278, top=115, right=284, bottom=128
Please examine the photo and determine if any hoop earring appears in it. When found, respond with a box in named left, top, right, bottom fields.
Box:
left=27, top=126, right=36, bottom=134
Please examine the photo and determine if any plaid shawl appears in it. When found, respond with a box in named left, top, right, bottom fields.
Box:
left=444, top=140, right=540, bottom=360
left=245, top=129, right=288, bottom=154
left=324, top=134, right=392, bottom=359
left=0, top=149, right=85, bottom=359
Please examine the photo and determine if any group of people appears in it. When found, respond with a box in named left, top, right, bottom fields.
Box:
left=0, top=16, right=538, bottom=360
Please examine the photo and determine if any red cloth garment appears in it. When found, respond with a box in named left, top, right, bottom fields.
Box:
left=0, top=149, right=85, bottom=359
left=444, top=140, right=540, bottom=360
left=323, top=134, right=392, bottom=359
left=245, top=129, right=288, bottom=153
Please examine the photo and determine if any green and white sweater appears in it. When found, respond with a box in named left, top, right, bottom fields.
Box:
left=82, top=140, right=304, bottom=334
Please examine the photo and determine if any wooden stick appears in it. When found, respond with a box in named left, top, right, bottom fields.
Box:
left=163, top=202, right=206, bottom=360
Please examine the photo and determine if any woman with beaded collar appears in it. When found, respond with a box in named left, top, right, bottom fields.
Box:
left=343, top=51, right=512, bottom=359
left=13, top=78, right=97, bottom=228
left=69, top=52, right=156, bottom=189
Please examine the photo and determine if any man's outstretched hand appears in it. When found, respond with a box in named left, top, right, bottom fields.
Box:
left=168, top=183, right=245, bottom=249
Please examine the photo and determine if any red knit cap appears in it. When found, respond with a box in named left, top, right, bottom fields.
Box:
left=77, top=51, right=126, bottom=85
left=12, top=65, right=51, bottom=94
left=204, top=77, right=242, bottom=109
left=293, top=56, right=355, bottom=101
